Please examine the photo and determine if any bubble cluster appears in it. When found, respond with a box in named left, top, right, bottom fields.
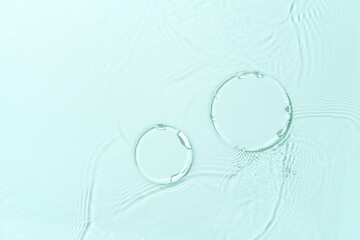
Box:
left=134, top=72, right=292, bottom=183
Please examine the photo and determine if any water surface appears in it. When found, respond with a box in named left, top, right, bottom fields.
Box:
left=0, top=0, right=359, bottom=239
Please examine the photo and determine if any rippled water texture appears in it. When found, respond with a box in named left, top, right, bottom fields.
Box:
left=1, top=1, right=360, bottom=239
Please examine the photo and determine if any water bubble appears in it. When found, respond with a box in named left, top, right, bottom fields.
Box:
left=210, top=72, right=292, bottom=152
left=134, top=124, right=193, bottom=184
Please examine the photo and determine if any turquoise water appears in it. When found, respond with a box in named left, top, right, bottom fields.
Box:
left=0, top=0, right=360, bottom=239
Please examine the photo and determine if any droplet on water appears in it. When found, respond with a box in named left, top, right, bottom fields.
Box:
left=210, top=72, right=292, bottom=152
left=134, top=124, right=193, bottom=184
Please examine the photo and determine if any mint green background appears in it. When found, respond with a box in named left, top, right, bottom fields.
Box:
left=0, top=0, right=359, bottom=239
